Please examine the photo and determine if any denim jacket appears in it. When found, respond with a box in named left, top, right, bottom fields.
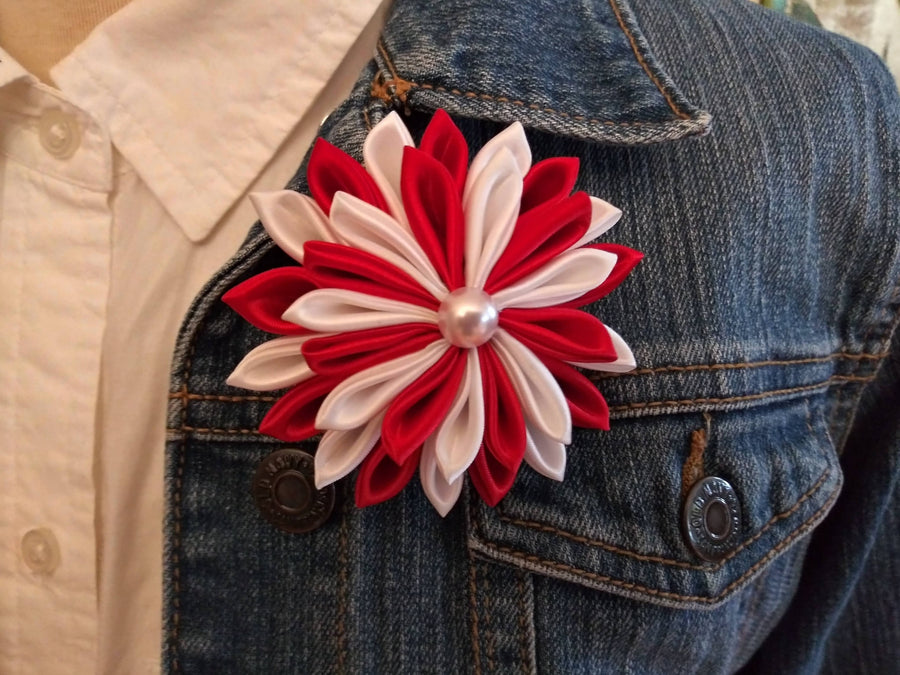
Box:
left=163, top=0, right=900, bottom=672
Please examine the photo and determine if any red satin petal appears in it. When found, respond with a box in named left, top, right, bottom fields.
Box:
left=484, top=192, right=592, bottom=293
left=540, top=356, right=610, bottom=430
left=258, top=375, right=341, bottom=441
left=382, top=347, right=465, bottom=464
left=469, top=444, right=521, bottom=507
left=560, top=243, right=644, bottom=308
left=479, top=345, right=526, bottom=466
left=355, top=440, right=421, bottom=508
left=521, top=156, right=580, bottom=213
left=303, top=241, right=438, bottom=309
left=499, top=307, right=617, bottom=363
left=307, top=138, right=389, bottom=215
left=400, top=147, right=465, bottom=289
left=419, top=109, right=469, bottom=196
left=222, top=267, right=315, bottom=335
left=301, top=323, right=440, bottom=378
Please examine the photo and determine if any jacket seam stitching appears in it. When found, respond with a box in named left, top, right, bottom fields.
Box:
left=606, top=0, right=690, bottom=120
left=836, top=286, right=900, bottom=452
left=607, top=375, right=871, bottom=413
left=165, top=355, right=882, bottom=406
left=375, top=40, right=692, bottom=129
left=163, top=374, right=876, bottom=435
left=515, top=573, right=532, bottom=674
left=335, top=491, right=350, bottom=674
left=468, top=546, right=484, bottom=675
left=592, top=351, right=883, bottom=378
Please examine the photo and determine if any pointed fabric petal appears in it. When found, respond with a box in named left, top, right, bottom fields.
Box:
left=539, top=356, right=610, bottom=430
left=307, top=138, right=389, bottom=215
left=355, top=440, right=421, bottom=508
left=435, top=348, right=485, bottom=484
left=400, top=147, right=465, bottom=289
left=283, top=288, right=437, bottom=333
left=362, top=111, right=415, bottom=225
left=382, top=347, right=466, bottom=464
left=314, top=414, right=384, bottom=488
left=302, top=323, right=440, bottom=379
left=330, top=192, right=447, bottom=299
left=464, top=121, right=531, bottom=205
left=419, top=109, right=469, bottom=196
left=568, top=197, right=623, bottom=250
left=315, top=340, right=448, bottom=430
left=520, top=157, right=579, bottom=214
left=559, top=244, right=643, bottom=308
left=303, top=241, right=438, bottom=309
left=484, top=192, right=591, bottom=293
left=568, top=325, right=637, bottom=373
left=491, top=330, right=571, bottom=444
left=524, top=422, right=566, bottom=481
left=492, top=247, right=618, bottom=310
left=258, top=374, right=342, bottom=441
left=463, top=147, right=523, bottom=288
left=469, top=443, right=521, bottom=507
left=421, top=435, right=463, bottom=516
left=499, top=307, right=617, bottom=364
left=223, top=267, right=316, bottom=335
left=479, top=345, right=526, bottom=467
left=249, top=190, right=334, bottom=263
left=226, top=335, right=315, bottom=391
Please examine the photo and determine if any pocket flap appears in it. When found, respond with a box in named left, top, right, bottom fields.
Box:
left=467, top=392, right=841, bottom=609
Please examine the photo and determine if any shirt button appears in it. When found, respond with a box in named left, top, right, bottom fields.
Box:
left=21, top=528, right=61, bottom=575
left=682, top=476, right=742, bottom=562
left=38, top=109, right=82, bottom=159
left=251, top=448, right=335, bottom=533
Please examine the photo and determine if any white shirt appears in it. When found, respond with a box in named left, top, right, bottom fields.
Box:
left=0, top=1, right=386, bottom=672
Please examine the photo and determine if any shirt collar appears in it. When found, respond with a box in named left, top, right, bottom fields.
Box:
left=0, top=46, right=33, bottom=88
left=51, top=0, right=384, bottom=242
left=375, top=0, right=711, bottom=145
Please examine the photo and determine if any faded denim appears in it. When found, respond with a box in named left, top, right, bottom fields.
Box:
left=163, top=0, right=900, bottom=672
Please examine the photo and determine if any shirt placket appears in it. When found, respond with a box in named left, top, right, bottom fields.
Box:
left=0, top=70, right=113, bottom=675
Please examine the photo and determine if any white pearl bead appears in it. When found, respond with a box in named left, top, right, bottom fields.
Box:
left=437, top=287, right=499, bottom=348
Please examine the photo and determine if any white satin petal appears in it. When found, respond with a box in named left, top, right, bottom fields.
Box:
left=492, top=330, right=572, bottom=444
left=568, top=325, right=637, bottom=373
left=568, top=197, right=623, bottom=250
left=464, top=121, right=531, bottom=205
left=524, top=422, right=567, bottom=481
left=330, top=192, right=447, bottom=299
left=492, top=247, right=618, bottom=309
left=314, top=415, right=384, bottom=489
left=249, top=190, right=334, bottom=263
left=420, top=435, right=464, bottom=517
left=435, top=348, right=485, bottom=484
left=225, top=335, right=315, bottom=391
left=283, top=288, right=437, bottom=333
left=463, top=147, right=523, bottom=288
left=362, top=111, right=414, bottom=227
left=315, top=340, right=447, bottom=430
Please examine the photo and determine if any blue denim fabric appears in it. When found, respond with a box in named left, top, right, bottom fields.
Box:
left=163, top=0, right=900, bottom=672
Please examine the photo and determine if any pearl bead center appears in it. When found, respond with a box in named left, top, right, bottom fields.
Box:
left=437, top=287, right=499, bottom=348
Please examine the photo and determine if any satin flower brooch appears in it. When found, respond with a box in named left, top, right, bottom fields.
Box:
left=225, top=110, right=641, bottom=515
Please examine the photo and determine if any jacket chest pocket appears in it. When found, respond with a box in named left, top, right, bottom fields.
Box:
left=467, top=389, right=841, bottom=609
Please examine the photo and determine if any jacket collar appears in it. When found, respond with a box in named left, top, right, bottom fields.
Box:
left=49, top=0, right=385, bottom=242
left=374, top=0, right=710, bottom=145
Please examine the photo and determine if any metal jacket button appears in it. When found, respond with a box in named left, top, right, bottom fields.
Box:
left=252, top=448, right=335, bottom=533
left=682, top=476, right=741, bottom=562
